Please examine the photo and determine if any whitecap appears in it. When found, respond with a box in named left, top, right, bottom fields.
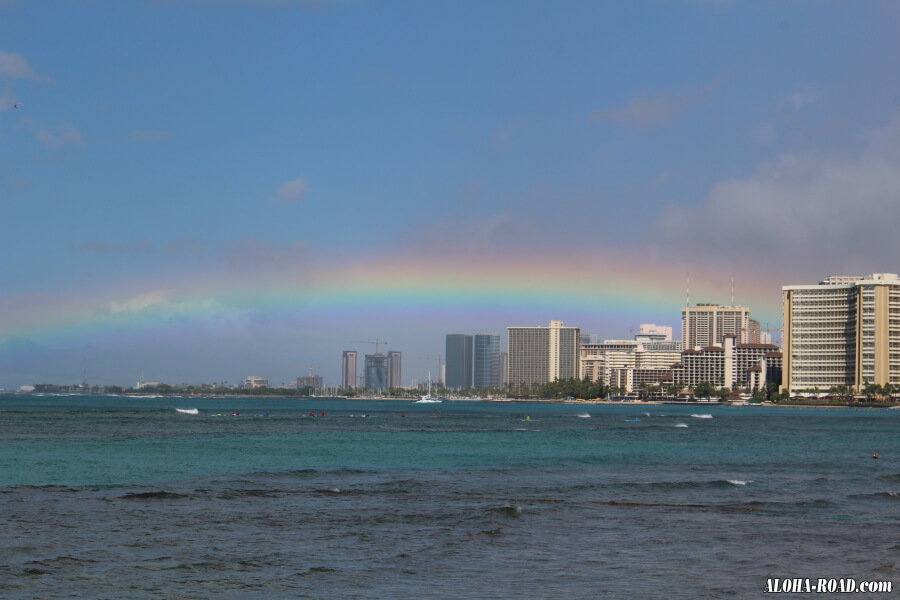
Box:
left=575, top=413, right=591, bottom=418
left=691, top=414, right=713, bottom=419
left=674, top=423, right=688, bottom=428
left=175, top=408, right=199, bottom=415
left=727, top=479, right=751, bottom=486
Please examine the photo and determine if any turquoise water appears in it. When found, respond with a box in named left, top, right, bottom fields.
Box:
left=2, top=395, right=898, bottom=598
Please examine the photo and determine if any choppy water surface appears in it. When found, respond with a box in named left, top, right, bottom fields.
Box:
left=1, top=396, right=898, bottom=599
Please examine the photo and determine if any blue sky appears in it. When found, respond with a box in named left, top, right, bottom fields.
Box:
left=3, top=0, right=900, bottom=388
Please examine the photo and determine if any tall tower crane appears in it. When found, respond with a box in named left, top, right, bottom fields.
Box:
left=351, top=339, right=389, bottom=354
left=413, top=355, right=444, bottom=382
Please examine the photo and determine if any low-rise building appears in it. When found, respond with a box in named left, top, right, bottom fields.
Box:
left=244, top=376, right=269, bottom=389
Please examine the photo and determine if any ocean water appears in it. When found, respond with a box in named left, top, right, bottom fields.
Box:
left=1, top=395, right=898, bottom=599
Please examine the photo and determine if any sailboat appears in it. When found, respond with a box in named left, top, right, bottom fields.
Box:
left=415, top=373, right=441, bottom=403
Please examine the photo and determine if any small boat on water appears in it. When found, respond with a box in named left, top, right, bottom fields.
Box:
left=415, top=374, right=441, bottom=403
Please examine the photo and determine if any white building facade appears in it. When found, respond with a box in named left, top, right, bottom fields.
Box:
left=507, top=320, right=580, bottom=387
left=783, top=273, right=900, bottom=393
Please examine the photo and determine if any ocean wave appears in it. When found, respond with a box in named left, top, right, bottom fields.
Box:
left=217, top=488, right=282, bottom=499
left=691, top=414, right=713, bottom=419
left=848, top=491, right=900, bottom=501
left=491, top=503, right=522, bottom=518
left=120, top=491, right=187, bottom=501
left=175, top=408, right=199, bottom=415
left=877, top=473, right=900, bottom=482
left=575, top=413, right=591, bottom=418
left=674, top=423, right=688, bottom=428
left=615, top=479, right=752, bottom=491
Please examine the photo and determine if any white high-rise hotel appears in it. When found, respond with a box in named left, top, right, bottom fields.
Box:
left=682, top=304, right=751, bottom=349
left=783, top=273, right=900, bottom=393
left=507, top=320, right=580, bottom=386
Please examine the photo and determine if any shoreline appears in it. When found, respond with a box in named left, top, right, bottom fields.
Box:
left=13, top=392, right=899, bottom=408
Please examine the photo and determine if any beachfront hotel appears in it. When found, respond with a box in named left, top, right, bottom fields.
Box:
left=783, top=273, right=900, bottom=393
left=682, top=303, right=751, bottom=349
left=507, top=320, right=580, bottom=387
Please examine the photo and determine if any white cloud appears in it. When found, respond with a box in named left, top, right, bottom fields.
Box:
left=653, top=110, right=900, bottom=276
left=494, top=121, right=523, bottom=148
left=108, top=291, right=169, bottom=314
left=72, top=237, right=308, bottom=269
left=0, top=50, right=47, bottom=80
left=132, top=129, right=170, bottom=142
left=36, top=122, right=83, bottom=149
left=787, top=88, right=819, bottom=111
left=591, top=78, right=723, bottom=128
left=592, top=92, right=687, bottom=128
left=274, top=176, right=309, bottom=204
left=220, top=239, right=309, bottom=269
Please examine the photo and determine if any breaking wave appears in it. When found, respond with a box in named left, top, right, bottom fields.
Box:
left=691, top=414, right=713, bottom=419
left=175, top=408, right=199, bottom=415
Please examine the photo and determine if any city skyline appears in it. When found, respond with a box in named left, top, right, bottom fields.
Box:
left=4, top=1, right=900, bottom=388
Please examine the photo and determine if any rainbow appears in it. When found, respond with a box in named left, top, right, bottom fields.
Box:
left=1, top=253, right=785, bottom=348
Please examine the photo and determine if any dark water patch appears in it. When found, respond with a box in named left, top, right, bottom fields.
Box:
left=249, top=468, right=320, bottom=478
left=188, top=560, right=230, bottom=571
left=297, top=566, right=340, bottom=577
left=746, top=498, right=833, bottom=509
left=22, top=567, right=51, bottom=576
left=216, top=488, right=282, bottom=499
left=877, top=473, right=900, bottom=482
left=491, top=503, right=523, bottom=518
left=848, top=491, right=900, bottom=501
left=479, top=527, right=504, bottom=536
left=137, top=557, right=190, bottom=571
left=597, top=500, right=768, bottom=512
left=607, top=479, right=753, bottom=492
left=120, top=491, right=188, bottom=501
left=27, top=556, right=98, bottom=568
left=10, top=485, right=83, bottom=493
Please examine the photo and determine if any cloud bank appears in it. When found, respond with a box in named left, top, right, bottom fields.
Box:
left=654, top=110, right=900, bottom=278
left=274, top=176, right=309, bottom=204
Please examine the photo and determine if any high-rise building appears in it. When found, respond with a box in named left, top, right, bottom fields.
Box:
left=507, top=320, right=580, bottom=387
left=499, top=352, right=508, bottom=387
left=682, top=304, right=751, bottom=349
left=671, top=336, right=782, bottom=391
left=473, top=334, right=501, bottom=389
left=387, top=351, right=402, bottom=389
left=297, top=375, right=324, bottom=389
left=342, top=351, right=357, bottom=389
left=580, top=333, right=602, bottom=345
left=634, top=324, right=673, bottom=343
left=783, top=273, right=900, bottom=393
left=445, top=334, right=473, bottom=389
left=365, top=353, right=388, bottom=390
left=580, top=341, right=681, bottom=386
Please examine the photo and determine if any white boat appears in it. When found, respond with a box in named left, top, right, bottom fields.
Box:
left=415, top=374, right=441, bottom=403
